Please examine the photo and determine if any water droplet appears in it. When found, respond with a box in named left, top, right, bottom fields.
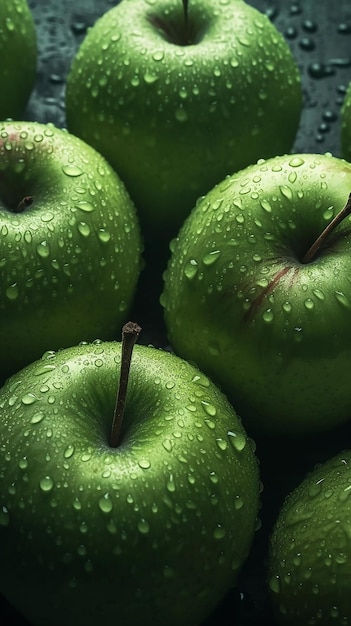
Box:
left=216, top=438, right=228, bottom=451
left=262, top=308, right=274, bottom=323
left=39, top=476, right=54, bottom=492
left=76, top=201, right=95, bottom=213
left=64, top=445, right=75, bottom=459
left=166, top=474, right=176, bottom=492
left=202, top=250, right=221, bottom=266
left=289, top=156, right=305, bottom=168
left=335, top=291, right=351, bottom=308
left=0, top=506, right=10, bottom=527
left=62, top=165, right=83, bottom=177
left=213, top=525, right=226, bottom=540
left=77, top=222, right=91, bottom=237
left=201, top=401, right=217, bottom=417
left=30, top=411, right=45, bottom=424
left=184, top=259, right=198, bottom=280
left=138, top=459, right=151, bottom=470
left=137, top=519, right=150, bottom=534
left=227, top=430, right=247, bottom=452
left=36, top=241, right=50, bottom=258
left=162, top=439, right=173, bottom=452
left=98, top=229, right=111, bottom=243
left=175, top=107, right=188, bottom=122
left=280, top=185, right=293, bottom=200
left=269, top=575, right=281, bottom=593
left=5, top=283, right=19, bottom=300
left=260, top=198, right=272, bottom=213
left=22, top=393, right=38, bottom=406
left=144, top=70, right=158, bottom=84
left=304, top=298, right=314, bottom=310
left=98, top=493, right=113, bottom=514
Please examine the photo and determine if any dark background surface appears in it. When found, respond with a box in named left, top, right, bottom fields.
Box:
left=2, top=0, right=351, bottom=624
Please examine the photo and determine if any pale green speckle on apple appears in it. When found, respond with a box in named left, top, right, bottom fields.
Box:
left=0, top=337, right=260, bottom=626
left=65, top=0, right=302, bottom=240
left=161, top=152, right=351, bottom=434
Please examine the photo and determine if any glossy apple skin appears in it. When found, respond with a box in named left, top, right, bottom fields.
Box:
left=65, top=0, right=301, bottom=240
left=0, top=340, right=260, bottom=626
left=161, top=153, right=351, bottom=434
left=0, top=0, right=37, bottom=119
left=268, top=451, right=351, bottom=625
left=341, top=80, right=351, bottom=162
left=0, top=121, right=142, bottom=383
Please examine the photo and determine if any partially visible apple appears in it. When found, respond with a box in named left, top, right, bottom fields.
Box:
left=161, top=152, right=351, bottom=435
left=0, top=120, right=142, bottom=383
left=268, top=450, right=351, bottom=625
left=0, top=0, right=37, bottom=119
left=65, top=0, right=302, bottom=241
left=0, top=328, right=260, bottom=626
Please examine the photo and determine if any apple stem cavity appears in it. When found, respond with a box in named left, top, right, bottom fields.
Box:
left=15, top=195, right=33, bottom=213
left=302, top=192, right=351, bottom=264
left=110, top=321, right=141, bottom=448
left=149, top=0, right=193, bottom=46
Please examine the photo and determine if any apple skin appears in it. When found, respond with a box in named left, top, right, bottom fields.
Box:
left=0, top=121, right=142, bottom=383
left=161, top=153, right=351, bottom=435
left=268, top=451, right=351, bottom=625
left=65, top=0, right=302, bottom=240
left=0, top=340, right=260, bottom=626
left=0, top=0, right=37, bottom=119
left=341, top=80, right=351, bottom=162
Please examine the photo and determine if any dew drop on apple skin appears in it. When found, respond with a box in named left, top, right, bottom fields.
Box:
left=227, top=430, right=247, bottom=452
left=5, top=283, right=19, bottom=301
left=137, top=519, right=150, bottom=535
left=0, top=506, right=10, bottom=527
left=184, top=259, right=198, bottom=280
left=21, top=393, right=38, bottom=406
left=39, top=476, right=54, bottom=493
left=334, top=291, right=351, bottom=308
left=62, top=164, right=84, bottom=177
left=98, top=493, right=113, bottom=514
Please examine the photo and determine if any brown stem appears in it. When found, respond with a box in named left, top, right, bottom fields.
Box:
left=110, top=321, right=141, bottom=448
left=302, top=193, right=351, bottom=264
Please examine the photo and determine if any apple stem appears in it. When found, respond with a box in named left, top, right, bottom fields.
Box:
left=302, top=192, right=351, bottom=264
left=110, top=321, right=141, bottom=448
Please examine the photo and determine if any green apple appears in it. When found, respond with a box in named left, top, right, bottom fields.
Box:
left=0, top=0, right=37, bottom=120
left=341, top=80, right=351, bottom=162
left=65, top=0, right=302, bottom=241
left=161, top=152, right=351, bottom=435
left=0, top=328, right=260, bottom=626
left=0, top=120, right=142, bottom=384
left=268, top=450, right=351, bottom=625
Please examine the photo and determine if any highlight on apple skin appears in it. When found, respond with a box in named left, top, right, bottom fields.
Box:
left=0, top=339, right=261, bottom=626
left=161, top=152, right=351, bottom=435
left=65, top=0, right=302, bottom=240
left=0, top=120, right=143, bottom=383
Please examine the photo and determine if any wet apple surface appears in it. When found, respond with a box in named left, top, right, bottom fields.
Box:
left=1, top=0, right=351, bottom=625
